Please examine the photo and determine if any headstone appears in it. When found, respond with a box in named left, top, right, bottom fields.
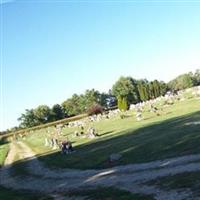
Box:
left=52, top=138, right=58, bottom=150
left=136, top=112, right=142, bottom=121
left=87, top=127, right=97, bottom=138
left=44, top=138, right=49, bottom=146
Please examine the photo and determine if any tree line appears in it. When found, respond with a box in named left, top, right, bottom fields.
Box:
left=17, top=90, right=114, bottom=129
left=168, top=69, right=200, bottom=91
left=3, top=68, right=200, bottom=132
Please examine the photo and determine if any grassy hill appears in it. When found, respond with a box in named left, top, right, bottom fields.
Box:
left=17, top=94, right=200, bottom=170
left=1, top=89, right=200, bottom=199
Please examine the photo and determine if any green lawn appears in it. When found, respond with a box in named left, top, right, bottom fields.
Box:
left=1, top=92, right=200, bottom=200
left=0, top=139, right=9, bottom=167
left=147, top=172, right=200, bottom=198
left=20, top=97, right=200, bottom=169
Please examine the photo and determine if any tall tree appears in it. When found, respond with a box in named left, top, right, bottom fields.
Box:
left=148, top=82, right=155, bottom=99
left=117, top=96, right=128, bottom=111
left=152, top=80, right=160, bottom=98
left=168, top=73, right=194, bottom=91
left=137, top=79, right=149, bottom=101
left=62, top=94, right=82, bottom=116
left=51, top=104, right=65, bottom=121
left=112, top=76, right=139, bottom=105
left=193, top=69, right=200, bottom=86
left=18, top=109, right=38, bottom=128
left=84, top=89, right=101, bottom=108
left=33, top=105, right=51, bottom=124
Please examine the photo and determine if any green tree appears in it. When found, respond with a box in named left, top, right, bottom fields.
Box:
left=50, top=104, right=65, bottom=121
left=159, top=81, right=168, bottom=96
left=117, top=96, right=128, bottom=111
left=148, top=82, right=155, bottom=99
left=152, top=80, right=160, bottom=98
left=137, top=79, right=149, bottom=101
left=112, top=76, right=139, bottom=105
left=193, top=69, right=200, bottom=86
left=122, top=97, right=128, bottom=111
left=33, top=105, right=51, bottom=124
left=84, top=89, right=101, bottom=109
left=18, top=109, right=38, bottom=128
left=168, top=73, right=194, bottom=91
left=62, top=94, right=83, bottom=116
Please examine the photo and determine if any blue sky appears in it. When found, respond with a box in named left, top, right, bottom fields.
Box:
left=1, top=0, right=200, bottom=131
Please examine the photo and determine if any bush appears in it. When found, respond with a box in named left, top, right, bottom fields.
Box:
left=118, top=97, right=128, bottom=111
left=87, top=104, right=104, bottom=116
left=120, top=114, right=126, bottom=119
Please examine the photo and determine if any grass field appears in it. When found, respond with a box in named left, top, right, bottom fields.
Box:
left=1, top=91, right=200, bottom=199
left=19, top=97, right=200, bottom=170
left=0, top=139, right=9, bottom=167
left=147, top=172, right=200, bottom=198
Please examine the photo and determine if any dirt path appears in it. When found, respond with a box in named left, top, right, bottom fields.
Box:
left=1, top=141, right=200, bottom=200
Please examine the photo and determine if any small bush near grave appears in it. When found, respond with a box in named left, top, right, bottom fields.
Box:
left=118, top=97, right=128, bottom=111
left=87, top=104, right=104, bottom=116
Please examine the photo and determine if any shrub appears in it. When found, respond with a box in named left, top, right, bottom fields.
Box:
left=118, top=97, right=128, bottom=111
left=87, top=104, right=104, bottom=116
left=120, top=114, right=126, bottom=119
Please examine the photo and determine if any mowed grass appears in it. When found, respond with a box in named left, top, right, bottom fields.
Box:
left=0, top=139, right=9, bottom=167
left=147, top=172, right=200, bottom=198
left=21, top=96, right=200, bottom=169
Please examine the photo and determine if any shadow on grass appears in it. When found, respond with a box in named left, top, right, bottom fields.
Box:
left=0, top=186, right=52, bottom=200
left=66, top=186, right=154, bottom=200
left=0, top=138, right=9, bottom=146
left=10, top=111, right=200, bottom=170
left=98, top=130, right=115, bottom=137
left=2, top=111, right=200, bottom=199
left=146, top=171, right=200, bottom=198
left=35, top=110, right=200, bottom=169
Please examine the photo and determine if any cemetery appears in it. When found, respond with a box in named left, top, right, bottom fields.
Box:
left=1, top=87, right=200, bottom=200
left=1, top=2, right=200, bottom=199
